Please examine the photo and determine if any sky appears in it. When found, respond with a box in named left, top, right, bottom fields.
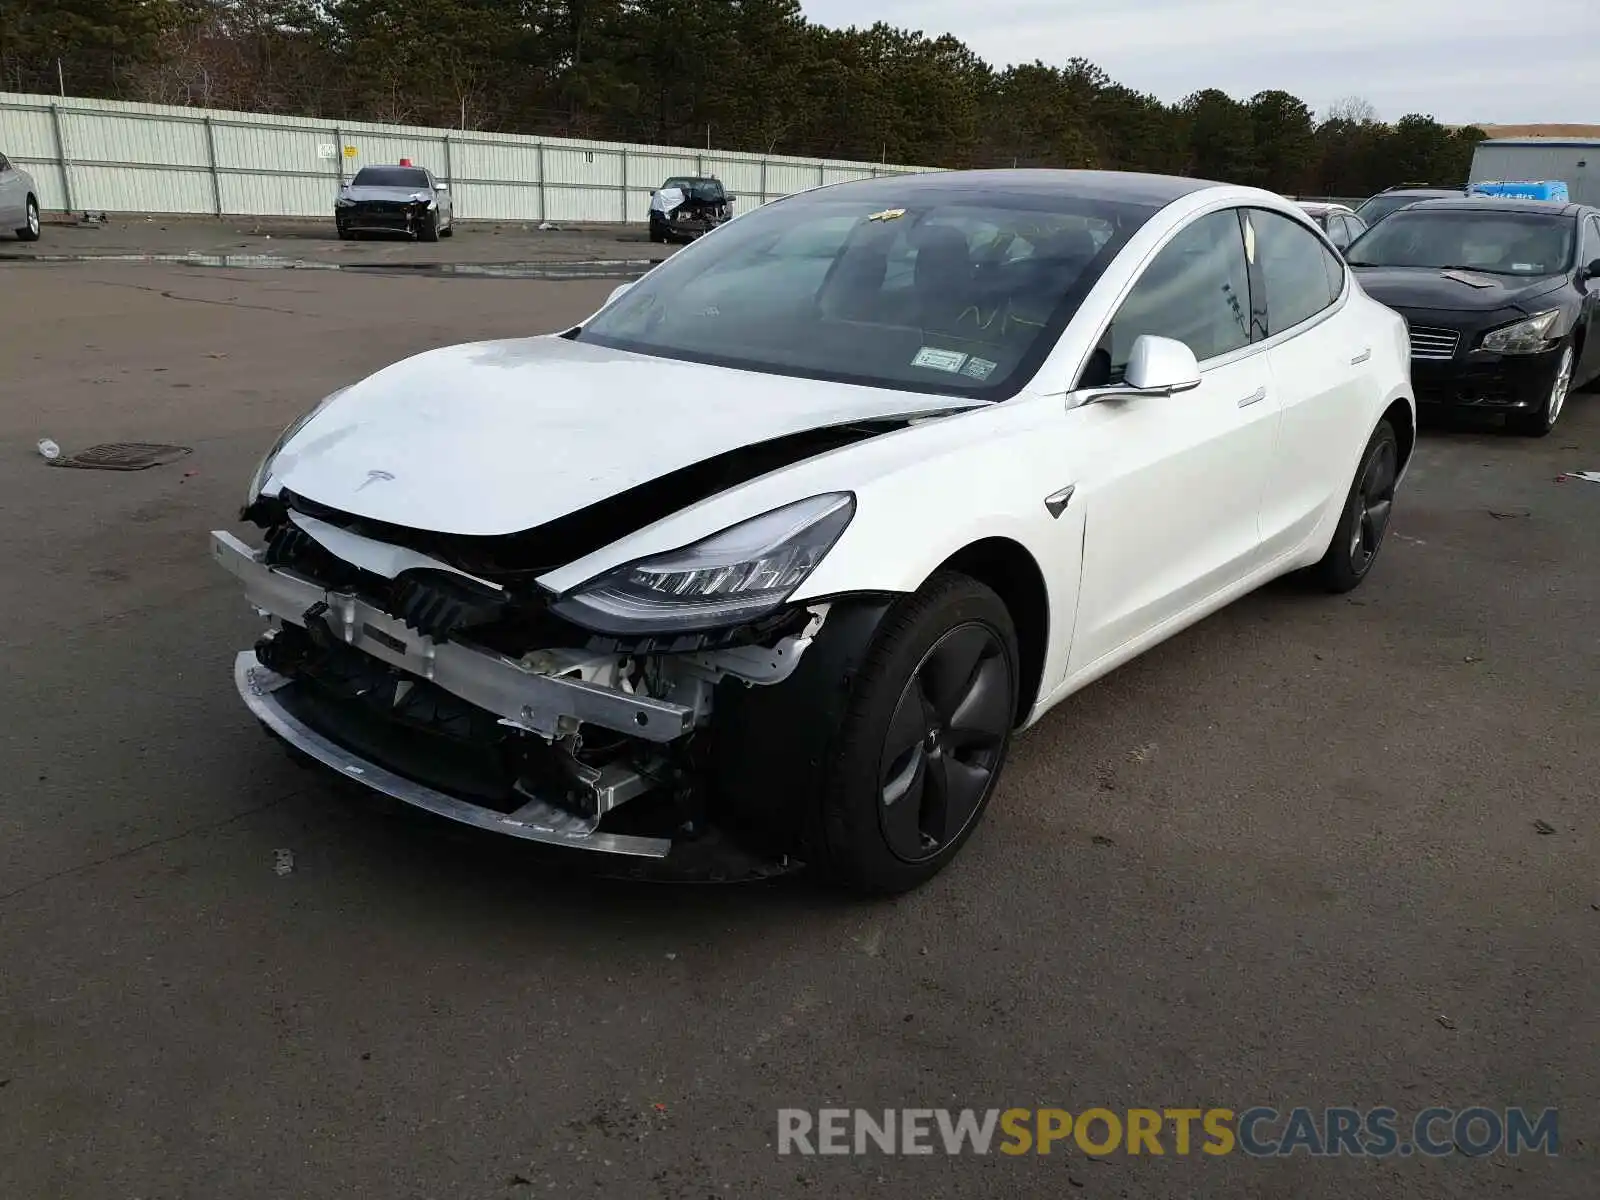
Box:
left=800, top=0, right=1600, bottom=126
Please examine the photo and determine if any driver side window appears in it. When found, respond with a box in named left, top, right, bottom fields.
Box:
left=1084, top=209, right=1251, bottom=385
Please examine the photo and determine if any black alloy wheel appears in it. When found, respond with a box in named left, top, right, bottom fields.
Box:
left=878, top=622, right=1014, bottom=863
left=1348, top=434, right=1397, bottom=576
left=1314, top=418, right=1398, bottom=593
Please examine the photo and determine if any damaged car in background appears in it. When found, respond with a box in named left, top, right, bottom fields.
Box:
left=335, top=162, right=454, bottom=241
left=217, top=169, right=1415, bottom=894
left=648, top=176, right=734, bottom=243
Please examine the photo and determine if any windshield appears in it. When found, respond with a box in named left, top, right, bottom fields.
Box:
left=1347, top=209, right=1575, bottom=276
left=578, top=189, right=1154, bottom=398
left=352, top=167, right=430, bottom=189
left=662, top=178, right=724, bottom=202
left=1353, top=193, right=1444, bottom=227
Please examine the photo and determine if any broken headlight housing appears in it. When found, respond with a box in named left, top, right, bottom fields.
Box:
left=244, top=387, right=347, bottom=509
left=550, top=493, right=855, bottom=634
left=1478, top=309, right=1562, bottom=355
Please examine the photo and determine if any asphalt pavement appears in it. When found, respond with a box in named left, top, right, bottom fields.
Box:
left=1, top=238, right=1596, bottom=1200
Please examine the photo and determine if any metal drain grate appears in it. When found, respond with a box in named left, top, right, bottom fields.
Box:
left=50, top=442, right=192, bottom=471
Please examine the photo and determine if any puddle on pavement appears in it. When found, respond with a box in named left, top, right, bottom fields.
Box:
left=0, top=251, right=656, bottom=280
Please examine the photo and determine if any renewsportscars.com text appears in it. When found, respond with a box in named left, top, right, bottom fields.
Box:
left=777, top=1106, right=1559, bottom=1158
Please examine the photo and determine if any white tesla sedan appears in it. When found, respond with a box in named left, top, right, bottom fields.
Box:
left=215, top=169, right=1414, bottom=894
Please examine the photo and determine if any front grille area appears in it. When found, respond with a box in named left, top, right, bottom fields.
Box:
left=1408, top=325, right=1461, bottom=361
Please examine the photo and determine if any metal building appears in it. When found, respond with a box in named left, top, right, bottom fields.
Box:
left=1469, top=138, right=1600, bottom=206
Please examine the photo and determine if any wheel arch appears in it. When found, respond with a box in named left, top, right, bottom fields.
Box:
left=934, top=536, right=1051, bottom=726
left=1382, top=397, right=1415, bottom=474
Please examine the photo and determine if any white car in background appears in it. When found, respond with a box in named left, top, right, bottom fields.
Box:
left=0, top=150, right=41, bottom=240
left=216, top=169, right=1415, bottom=894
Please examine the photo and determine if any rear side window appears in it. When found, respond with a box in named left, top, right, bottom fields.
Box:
left=1248, top=209, right=1343, bottom=335
left=1102, top=209, right=1252, bottom=375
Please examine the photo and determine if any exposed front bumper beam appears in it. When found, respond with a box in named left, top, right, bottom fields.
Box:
left=234, top=653, right=672, bottom=857
left=210, top=529, right=696, bottom=743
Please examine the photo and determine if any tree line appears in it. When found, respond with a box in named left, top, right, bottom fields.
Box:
left=2, top=0, right=1487, bottom=196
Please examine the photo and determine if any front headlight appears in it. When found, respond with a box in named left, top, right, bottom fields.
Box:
left=549, top=493, right=856, bottom=634
left=335, top=197, right=355, bottom=207
left=1479, top=309, right=1562, bottom=354
left=243, top=388, right=347, bottom=510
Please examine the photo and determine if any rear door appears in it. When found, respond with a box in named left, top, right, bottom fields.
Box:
left=1251, top=207, right=1375, bottom=559
left=1578, top=215, right=1600, bottom=385
left=0, top=153, right=22, bottom=228
left=1066, top=207, right=1278, bottom=673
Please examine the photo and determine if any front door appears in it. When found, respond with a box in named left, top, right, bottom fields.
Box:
left=1066, top=207, right=1280, bottom=675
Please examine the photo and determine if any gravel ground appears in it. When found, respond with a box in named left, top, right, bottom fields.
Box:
left=0, top=251, right=1596, bottom=1200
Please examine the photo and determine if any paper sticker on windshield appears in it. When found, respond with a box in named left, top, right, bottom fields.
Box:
left=961, top=356, right=997, bottom=381
left=912, top=347, right=968, bottom=373
left=868, top=208, right=907, bottom=222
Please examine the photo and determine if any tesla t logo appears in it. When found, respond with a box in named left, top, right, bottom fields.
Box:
left=356, top=469, right=395, bottom=491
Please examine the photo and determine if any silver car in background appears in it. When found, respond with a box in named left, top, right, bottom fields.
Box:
left=1296, top=201, right=1367, bottom=251
left=0, top=150, right=41, bottom=241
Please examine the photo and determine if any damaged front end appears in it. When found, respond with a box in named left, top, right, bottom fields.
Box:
left=213, top=482, right=846, bottom=861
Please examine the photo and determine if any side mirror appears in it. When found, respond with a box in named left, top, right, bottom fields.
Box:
left=605, top=281, right=634, bottom=306
left=1123, top=335, right=1202, bottom=394
left=434, top=183, right=448, bottom=192
left=1584, top=258, right=1600, bottom=282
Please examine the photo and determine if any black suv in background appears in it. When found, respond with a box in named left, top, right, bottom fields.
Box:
left=1347, top=197, right=1600, bottom=435
left=648, top=176, right=734, bottom=243
left=1353, top=185, right=1466, bottom=229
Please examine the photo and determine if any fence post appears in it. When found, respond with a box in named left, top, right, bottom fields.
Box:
left=443, top=132, right=452, bottom=189
left=620, top=147, right=628, bottom=222
left=759, top=158, right=767, bottom=205
left=203, top=116, right=223, bottom=216
left=536, top=142, right=546, bottom=222
left=334, top=126, right=345, bottom=185
left=695, top=152, right=705, bottom=177
left=49, top=102, right=75, bottom=213
left=817, top=160, right=825, bottom=186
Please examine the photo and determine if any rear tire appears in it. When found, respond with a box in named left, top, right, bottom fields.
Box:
left=439, top=219, right=454, bottom=238
left=17, top=195, right=40, bottom=241
left=1506, top=340, right=1573, bottom=437
left=1314, top=419, right=1398, bottom=593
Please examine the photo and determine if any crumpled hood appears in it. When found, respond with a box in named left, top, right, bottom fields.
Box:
left=268, top=336, right=982, bottom=536
left=1352, top=266, right=1566, bottom=314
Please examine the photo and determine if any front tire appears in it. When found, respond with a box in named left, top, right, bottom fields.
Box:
left=822, top=575, right=1019, bottom=893
left=712, top=574, right=1019, bottom=895
left=418, top=210, right=440, bottom=243
left=17, top=195, right=40, bottom=241
left=1507, top=340, right=1573, bottom=437
left=1314, top=419, right=1398, bottom=593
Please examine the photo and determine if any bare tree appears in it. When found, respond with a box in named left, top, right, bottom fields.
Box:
left=1325, top=95, right=1378, bottom=125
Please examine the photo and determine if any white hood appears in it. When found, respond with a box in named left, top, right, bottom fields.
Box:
left=267, top=336, right=980, bottom=536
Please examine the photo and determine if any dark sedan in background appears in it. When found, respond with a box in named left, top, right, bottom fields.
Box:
left=335, top=164, right=454, bottom=241
left=1347, top=197, right=1600, bottom=435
